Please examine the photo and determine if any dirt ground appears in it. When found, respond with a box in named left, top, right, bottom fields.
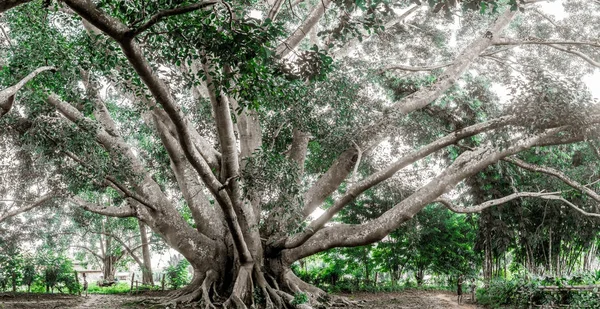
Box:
left=0, top=292, right=168, bottom=309
left=0, top=290, right=483, bottom=308
left=341, top=290, right=482, bottom=308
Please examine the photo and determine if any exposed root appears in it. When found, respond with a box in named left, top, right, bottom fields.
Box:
left=200, top=270, right=218, bottom=309
left=167, top=272, right=204, bottom=298
left=223, top=265, right=253, bottom=309
left=254, top=267, right=284, bottom=309
left=163, top=270, right=218, bottom=309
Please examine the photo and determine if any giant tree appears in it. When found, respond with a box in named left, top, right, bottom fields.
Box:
left=2, top=0, right=600, bottom=308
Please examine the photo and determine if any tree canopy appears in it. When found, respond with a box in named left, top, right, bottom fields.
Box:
left=1, top=0, right=600, bottom=308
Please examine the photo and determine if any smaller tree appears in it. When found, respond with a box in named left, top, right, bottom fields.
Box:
left=21, top=258, right=36, bottom=293
left=0, top=249, right=24, bottom=293
left=37, top=252, right=80, bottom=294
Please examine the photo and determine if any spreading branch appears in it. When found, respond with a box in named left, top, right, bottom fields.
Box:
left=504, top=156, right=600, bottom=203
left=0, top=192, right=56, bottom=223
left=438, top=193, right=600, bottom=218
left=275, top=0, right=333, bottom=57
left=492, top=37, right=600, bottom=48
left=285, top=115, right=516, bottom=249
left=378, top=62, right=453, bottom=74
left=547, top=44, right=600, bottom=68
left=127, top=1, right=218, bottom=37
left=283, top=127, right=584, bottom=261
left=0, top=0, right=32, bottom=13
left=69, top=196, right=136, bottom=218
left=0, top=66, right=55, bottom=118
left=435, top=191, right=561, bottom=213
left=301, top=8, right=518, bottom=217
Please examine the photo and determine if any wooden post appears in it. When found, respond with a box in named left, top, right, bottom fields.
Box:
left=161, top=273, right=166, bottom=291
left=130, top=273, right=135, bottom=294
left=136, top=280, right=139, bottom=294
left=75, top=271, right=80, bottom=296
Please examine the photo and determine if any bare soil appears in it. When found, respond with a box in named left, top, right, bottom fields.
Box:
left=0, top=292, right=168, bottom=309
left=0, top=290, right=484, bottom=308
left=340, top=290, right=483, bottom=309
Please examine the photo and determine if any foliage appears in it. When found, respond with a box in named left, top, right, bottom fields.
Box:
left=37, top=252, right=81, bottom=295
left=477, top=271, right=600, bottom=308
left=291, top=292, right=309, bottom=305
left=165, top=259, right=191, bottom=290
left=21, top=258, right=36, bottom=292
left=86, top=282, right=156, bottom=294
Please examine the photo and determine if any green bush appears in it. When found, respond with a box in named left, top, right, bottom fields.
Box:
left=21, top=262, right=36, bottom=293
left=477, top=272, right=600, bottom=309
left=291, top=292, right=309, bottom=305
left=87, top=282, right=132, bottom=294
left=36, top=254, right=80, bottom=294
left=166, top=259, right=190, bottom=290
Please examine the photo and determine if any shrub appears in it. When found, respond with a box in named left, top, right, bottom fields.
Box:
left=87, top=282, right=132, bottom=294
left=291, top=292, right=309, bottom=305
left=477, top=272, right=600, bottom=309
left=165, top=259, right=190, bottom=290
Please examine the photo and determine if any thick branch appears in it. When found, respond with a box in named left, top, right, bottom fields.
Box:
left=128, top=1, right=218, bottom=37
left=285, top=115, right=515, bottom=249
left=63, top=0, right=253, bottom=263
left=439, top=194, right=600, bottom=218
left=63, top=0, right=130, bottom=40
left=155, top=115, right=225, bottom=239
left=504, top=157, right=600, bottom=203
left=378, top=62, right=453, bottom=74
left=0, top=0, right=32, bottom=13
left=301, top=8, right=518, bottom=217
left=275, top=0, right=333, bottom=57
left=1, top=66, right=55, bottom=118
left=202, top=63, right=240, bottom=186
left=288, top=129, right=310, bottom=177
left=283, top=127, right=583, bottom=262
left=492, top=37, right=600, bottom=48
left=435, top=191, right=560, bottom=213
left=0, top=192, right=55, bottom=223
left=70, top=197, right=136, bottom=218
left=547, top=44, right=600, bottom=68
left=267, top=0, right=286, bottom=20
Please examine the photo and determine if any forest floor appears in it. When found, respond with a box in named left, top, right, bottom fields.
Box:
left=0, top=290, right=484, bottom=308
left=341, top=290, right=482, bottom=309
left=0, top=291, right=167, bottom=309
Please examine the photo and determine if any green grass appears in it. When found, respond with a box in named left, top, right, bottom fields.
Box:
left=87, top=282, right=132, bottom=294
left=87, top=282, right=162, bottom=294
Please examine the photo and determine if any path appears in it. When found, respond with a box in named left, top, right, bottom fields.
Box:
left=343, top=290, right=483, bottom=308
left=74, top=294, right=101, bottom=309
left=431, top=293, right=478, bottom=309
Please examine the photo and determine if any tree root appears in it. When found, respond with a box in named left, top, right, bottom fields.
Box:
left=163, top=270, right=218, bottom=309
left=167, top=272, right=204, bottom=298
left=223, top=265, right=253, bottom=309
left=161, top=265, right=332, bottom=309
